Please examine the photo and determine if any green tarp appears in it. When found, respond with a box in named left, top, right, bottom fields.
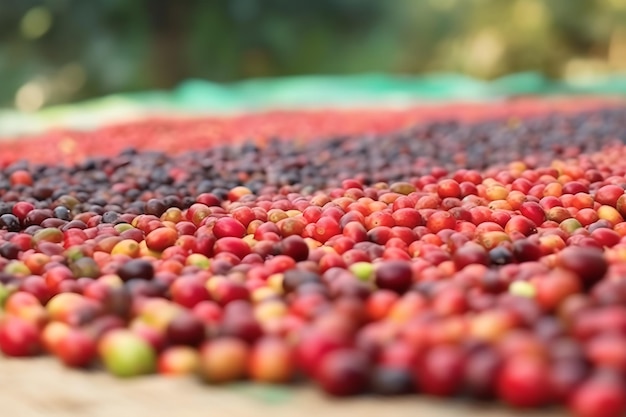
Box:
left=85, top=72, right=626, bottom=111
left=1, top=72, right=626, bottom=136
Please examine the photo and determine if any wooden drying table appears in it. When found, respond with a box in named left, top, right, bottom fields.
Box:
left=0, top=356, right=568, bottom=417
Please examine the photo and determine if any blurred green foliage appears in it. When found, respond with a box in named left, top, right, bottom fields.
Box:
left=1, top=0, right=626, bottom=109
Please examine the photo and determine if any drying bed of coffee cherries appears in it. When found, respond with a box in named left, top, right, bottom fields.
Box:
left=0, top=97, right=616, bottom=166
left=1, top=101, right=626, bottom=417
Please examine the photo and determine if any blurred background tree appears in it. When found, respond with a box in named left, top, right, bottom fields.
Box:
left=1, top=0, right=626, bottom=110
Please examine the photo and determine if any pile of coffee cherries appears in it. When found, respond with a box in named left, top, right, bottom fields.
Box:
left=0, top=97, right=615, bottom=166
left=1, top=102, right=626, bottom=417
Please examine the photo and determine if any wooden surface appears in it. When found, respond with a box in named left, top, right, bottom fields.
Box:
left=0, top=357, right=568, bottom=417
